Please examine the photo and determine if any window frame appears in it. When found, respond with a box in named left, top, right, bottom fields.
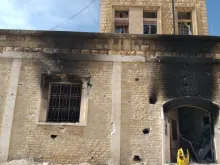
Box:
left=115, top=25, right=129, bottom=34
left=143, top=24, right=157, bottom=35
left=175, top=8, right=196, bottom=35
left=143, top=11, right=158, bottom=35
left=46, top=82, right=82, bottom=123
left=38, top=74, right=90, bottom=126
left=114, top=10, right=129, bottom=34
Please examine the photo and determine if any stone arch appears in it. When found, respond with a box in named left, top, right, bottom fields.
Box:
left=162, top=96, right=219, bottom=164
left=163, top=96, right=219, bottom=115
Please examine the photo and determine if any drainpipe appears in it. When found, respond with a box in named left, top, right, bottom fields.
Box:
left=172, top=0, right=176, bottom=35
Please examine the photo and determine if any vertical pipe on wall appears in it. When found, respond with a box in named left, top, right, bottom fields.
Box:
left=172, top=0, right=176, bottom=35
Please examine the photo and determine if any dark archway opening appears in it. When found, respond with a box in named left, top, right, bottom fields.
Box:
left=163, top=97, right=219, bottom=164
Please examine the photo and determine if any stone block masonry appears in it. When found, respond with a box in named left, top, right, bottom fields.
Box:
left=100, top=0, right=208, bottom=35
left=0, top=30, right=220, bottom=165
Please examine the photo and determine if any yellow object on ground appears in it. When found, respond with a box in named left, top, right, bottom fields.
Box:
left=177, top=148, right=190, bottom=165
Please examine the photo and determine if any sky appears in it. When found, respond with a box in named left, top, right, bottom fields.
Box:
left=0, top=0, right=219, bottom=36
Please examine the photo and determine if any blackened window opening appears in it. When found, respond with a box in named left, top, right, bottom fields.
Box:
left=47, top=83, right=82, bottom=123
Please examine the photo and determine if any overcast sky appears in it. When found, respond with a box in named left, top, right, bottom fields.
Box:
left=0, top=0, right=219, bottom=36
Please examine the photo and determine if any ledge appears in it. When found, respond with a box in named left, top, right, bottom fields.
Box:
left=37, top=122, right=87, bottom=126
left=0, top=29, right=220, bottom=41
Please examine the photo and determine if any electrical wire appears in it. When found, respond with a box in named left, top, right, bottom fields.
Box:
left=50, top=0, right=96, bottom=31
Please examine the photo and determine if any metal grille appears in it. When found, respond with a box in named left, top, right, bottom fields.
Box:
left=47, top=83, right=82, bottom=123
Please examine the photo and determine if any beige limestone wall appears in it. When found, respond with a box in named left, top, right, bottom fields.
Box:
left=0, top=59, right=12, bottom=136
left=129, top=8, right=143, bottom=34
left=121, top=62, right=163, bottom=165
left=8, top=60, right=113, bottom=164
left=100, top=0, right=208, bottom=35
left=0, top=30, right=219, bottom=164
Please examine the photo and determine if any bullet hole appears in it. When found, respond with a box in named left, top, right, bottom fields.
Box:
left=11, top=93, right=13, bottom=96
left=91, top=157, right=94, bottom=159
left=149, top=97, right=157, bottom=104
left=51, top=134, right=57, bottom=139
left=135, top=78, right=139, bottom=81
left=143, top=128, right=150, bottom=135
left=184, top=83, right=189, bottom=87
left=184, top=63, right=189, bottom=67
left=133, top=155, right=141, bottom=162
left=128, top=101, right=131, bottom=103
left=88, top=83, right=92, bottom=87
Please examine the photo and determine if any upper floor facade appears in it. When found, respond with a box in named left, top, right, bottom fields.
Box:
left=100, top=0, right=208, bottom=35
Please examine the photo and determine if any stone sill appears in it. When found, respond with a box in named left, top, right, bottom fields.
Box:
left=37, top=122, right=87, bottom=126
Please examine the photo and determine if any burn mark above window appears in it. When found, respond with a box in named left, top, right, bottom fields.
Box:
left=47, top=83, right=82, bottom=123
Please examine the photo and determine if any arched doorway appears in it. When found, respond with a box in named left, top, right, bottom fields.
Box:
left=162, top=97, right=219, bottom=164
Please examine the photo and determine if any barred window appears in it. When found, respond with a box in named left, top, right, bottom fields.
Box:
left=47, top=83, right=82, bottom=123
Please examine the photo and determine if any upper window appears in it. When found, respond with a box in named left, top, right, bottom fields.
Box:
left=115, top=26, right=128, bottom=33
left=115, top=11, right=129, bottom=18
left=143, top=11, right=157, bottom=35
left=178, top=12, right=191, bottom=20
left=177, top=12, right=193, bottom=35
left=143, top=11, right=157, bottom=19
left=47, top=83, right=82, bottom=123
left=114, top=10, right=129, bottom=34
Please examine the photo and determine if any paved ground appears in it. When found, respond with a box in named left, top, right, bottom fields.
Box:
left=0, top=160, right=93, bottom=165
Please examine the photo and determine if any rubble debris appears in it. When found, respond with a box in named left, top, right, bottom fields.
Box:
left=168, top=107, right=216, bottom=163
left=0, top=159, right=43, bottom=165
left=180, top=136, right=199, bottom=162
left=180, top=136, right=214, bottom=163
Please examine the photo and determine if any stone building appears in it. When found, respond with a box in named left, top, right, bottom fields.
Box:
left=0, top=0, right=220, bottom=165
left=100, top=0, right=208, bottom=35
